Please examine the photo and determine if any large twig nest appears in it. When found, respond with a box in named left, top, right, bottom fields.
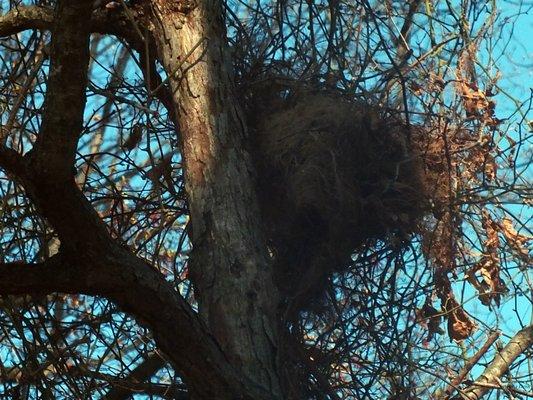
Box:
left=248, top=90, right=430, bottom=309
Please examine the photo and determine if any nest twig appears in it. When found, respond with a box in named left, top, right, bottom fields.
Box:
left=247, top=87, right=431, bottom=313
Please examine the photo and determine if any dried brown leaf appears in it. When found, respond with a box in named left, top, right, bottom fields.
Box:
left=499, top=218, right=532, bottom=259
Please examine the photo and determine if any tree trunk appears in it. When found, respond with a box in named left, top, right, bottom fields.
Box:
left=149, top=1, right=282, bottom=398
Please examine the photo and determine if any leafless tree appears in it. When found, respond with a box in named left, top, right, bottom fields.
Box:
left=0, top=0, right=531, bottom=399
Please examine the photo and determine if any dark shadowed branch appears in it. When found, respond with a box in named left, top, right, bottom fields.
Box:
left=0, top=2, right=271, bottom=398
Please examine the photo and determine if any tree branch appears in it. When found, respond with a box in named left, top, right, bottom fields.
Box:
left=441, top=330, right=500, bottom=398
left=103, top=352, right=171, bottom=400
left=0, top=256, right=80, bottom=295
left=0, top=5, right=142, bottom=49
left=0, top=5, right=174, bottom=137
left=1, top=2, right=272, bottom=398
left=29, top=1, right=95, bottom=180
left=0, top=247, right=273, bottom=399
left=0, top=5, right=53, bottom=36
left=457, top=324, right=533, bottom=400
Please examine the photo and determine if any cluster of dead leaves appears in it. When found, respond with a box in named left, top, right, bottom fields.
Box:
left=499, top=217, right=532, bottom=262
left=455, top=42, right=500, bottom=127
left=467, top=211, right=530, bottom=308
left=419, top=206, right=530, bottom=341
left=416, top=276, right=478, bottom=342
left=409, top=35, right=527, bottom=347
left=122, top=123, right=143, bottom=150
left=146, top=152, right=179, bottom=196
left=417, top=126, right=509, bottom=340
left=419, top=212, right=478, bottom=341
left=456, top=80, right=499, bottom=127
left=435, top=270, right=477, bottom=342
left=416, top=297, right=444, bottom=341
left=466, top=210, right=507, bottom=306
left=438, top=287, right=477, bottom=342
left=421, top=211, right=460, bottom=273
left=438, top=281, right=478, bottom=343
left=460, top=133, right=499, bottom=183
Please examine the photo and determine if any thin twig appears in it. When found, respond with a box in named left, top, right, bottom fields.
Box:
left=442, top=330, right=500, bottom=398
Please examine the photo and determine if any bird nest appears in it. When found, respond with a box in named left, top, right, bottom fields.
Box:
left=247, top=89, right=432, bottom=306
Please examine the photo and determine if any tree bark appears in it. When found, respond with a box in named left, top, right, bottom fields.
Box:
left=0, top=1, right=281, bottom=398
left=149, top=1, right=282, bottom=397
left=457, top=324, right=533, bottom=400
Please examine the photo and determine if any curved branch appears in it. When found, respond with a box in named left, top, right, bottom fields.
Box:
left=0, top=6, right=53, bottom=36
left=29, top=0, right=93, bottom=180
left=0, top=247, right=273, bottom=400
left=0, top=5, right=143, bottom=50
left=443, top=330, right=500, bottom=398
left=1, top=3, right=271, bottom=398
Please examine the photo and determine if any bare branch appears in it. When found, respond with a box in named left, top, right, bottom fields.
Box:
left=0, top=6, right=53, bottom=36
left=0, top=256, right=73, bottom=295
left=458, top=324, right=533, bottom=400
left=103, top=352, right=171, bottom=400
left=442, top=330, right=500, bottom=398
left=29, top=1, right=96, bottom=179
left=0, top=246, right=274, bottom=399
left=0, top=5, right=143, bottom=50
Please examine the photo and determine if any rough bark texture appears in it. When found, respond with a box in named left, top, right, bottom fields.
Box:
left=149, top=1, right=282, bottom=397
left=0, top=2, right=531, bottom=400
left=458, top=324, right=533, bottom=400
left=0, top=1, right=279, bottom=399
left=0, top=5, right=148, bottom=56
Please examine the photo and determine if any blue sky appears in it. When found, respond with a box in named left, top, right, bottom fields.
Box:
left=0, top=0, right=531, bottom=398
